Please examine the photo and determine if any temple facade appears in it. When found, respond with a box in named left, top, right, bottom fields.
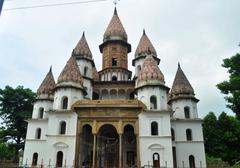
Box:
left=23, top=8, right=206, bottom=168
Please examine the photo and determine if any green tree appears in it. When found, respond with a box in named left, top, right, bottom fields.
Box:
left=0, top=85, right=36, bottom=158
left=217, top=53, right=240, bottom=117
left=202, top=112, right=218, bottom=156
left=203, top=112, right=240, bottom=165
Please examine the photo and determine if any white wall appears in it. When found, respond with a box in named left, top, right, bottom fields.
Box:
left=137, top=86, right=168, bottom=111
left=171, top=99, right=198, bottom=119
left=53, top=87, right=83, bottom=110
left=32, top=100, right=53, bottom=119
left=139, top=111, right=173, bottom=167
left=171, top=120, right=207, bottom=168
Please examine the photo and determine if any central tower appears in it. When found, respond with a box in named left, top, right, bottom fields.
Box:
left=99, top=8, right=132, bottom=81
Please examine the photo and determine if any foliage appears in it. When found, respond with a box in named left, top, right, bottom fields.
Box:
left=0, top=85, right=36, bottom=158
left=0, top=142, right=15, bottom=162
left=217, top=53, right=240, bottom=118
left=203, top=112, right=240, bottom=165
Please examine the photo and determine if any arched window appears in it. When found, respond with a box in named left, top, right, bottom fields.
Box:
left=32, top=153, right=38, bottom=166
left=171, top=128, right=175, bottom=141
left=59, top=121, right=66, bottom=135
left=112, top=76, right=117, bottom=81
left=189, top=155, right=195, bottom=168
left=38, top=107, right=44, bottom=119
left=186, top=129, right=192, bottom=141
left=151, top=121, right=158, bottom=135
left=36, top=128, right=41, bottom=139
left=112, top=58, right=117, bottom=66
left=56, top=151, right=63, bottom=167
left=152, top=153, right=160, bottom=168
left=84, top=66, right=88, bottom=76
left=150, top=96, right=157, bottom=109
left=184, top=106, right=190, bottom=119
left=62, top=97, right=68, bottom=109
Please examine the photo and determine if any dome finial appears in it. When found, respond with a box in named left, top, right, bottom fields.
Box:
left=143, top=29, right=146, bottom=35
left=114, top=7, right=117, bottom=15
left=49, top=65, right=52, bottom=72
left=178, top=62, right=181, bottom=68
left=82, top=31, right=85, bottom=37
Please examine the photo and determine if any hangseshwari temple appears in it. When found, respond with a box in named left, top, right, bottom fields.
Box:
left=23, top=8, right=206, bottom=168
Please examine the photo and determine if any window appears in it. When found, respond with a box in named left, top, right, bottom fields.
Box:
left=56, top=151, right=63, bottom=167
left=84, top=67, right=88, bottom=76
left=172, top=147, right=177, bottom=168
left=186, top=129, right=192, bottom=141
left=171, top=128, right=175, bottom=141
left=38, top=107, right=44, bottom=119
left=112, top=76, right=117, bottom=81
left=62, top=97, right=68, bottom=109
left=151, top=121, right=158, bottom=135
left=150, top=96, right=157, bottom=109
left=137, top=65, right=141, bottom=76
left=189, top=155, right=195, bottom=168
left=112, top=58, right=117, bottom=66
left=59, top=121, right=66, bottom=135
left=184, top=106, right=190, bottom=118
left=32, top=153, right=38, bottom=166
left=36, top=128, right=41, bottom=139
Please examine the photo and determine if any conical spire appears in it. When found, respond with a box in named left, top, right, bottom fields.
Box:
left=73, top=32, right=92, bottom=58
left=135, top=29, right=157, bottom=57
left=92, top=66, right=99, bottom=81
left=138, top=55, right=164, bottom=82
left=170, top=63, right=194, bottom=96
left=57, top=56, right=83, bottom=84
left=103, top=8, right=127, bottom=41
left=37, top=66, right=56, bottom=95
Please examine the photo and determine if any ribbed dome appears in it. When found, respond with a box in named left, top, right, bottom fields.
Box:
left=73, top=32, right=92, bottom=58
left=92, top=66, right=99, bottom=81
left=103, top=8, right=127, bottom=42
left=170, top=63, right=194, bottom=96
left=57, top=56, right=83, bottom=84
left=138, top=55, right=164, bottom=82
left=135, top=30, right=157, bottom=58
left=37, top=67, right=55, bottom=95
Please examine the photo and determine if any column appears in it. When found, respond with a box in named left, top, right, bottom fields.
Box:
left=74, top=120, right=81, bottom=168
left=119, top=134, right=122, bottom=168
left=92, top=134, right=96, bottom=168
left=136, top=134, right=140, bottom=167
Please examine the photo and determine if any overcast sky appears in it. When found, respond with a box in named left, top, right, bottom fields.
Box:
left=1, top=0, right=240, bottom=117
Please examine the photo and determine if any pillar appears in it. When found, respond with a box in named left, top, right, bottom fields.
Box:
left=92, top=134, right=96, bottom=168
left=74, top=120, right=81, bottom=168
left=119, top=134, right=122, bottom=168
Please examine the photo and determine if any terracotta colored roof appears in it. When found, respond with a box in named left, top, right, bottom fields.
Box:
left=73, top=32, right=92, bottom=58
left=103, top=8, right=127, bottom=41
left=37, top=67, right=56, bottom=95
left=138, top=55, right=164, bottom=82
left=170, top=63, right=194, bottom=95
left=135, top=30, right=157, bottom=57
left=92, top=66, right=99, bottom=81
left=57, top=56, right=83, bottom=84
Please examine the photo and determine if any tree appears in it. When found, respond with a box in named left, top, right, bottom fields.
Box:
left=0, top=85, right=36, bottom=159
left=203, top=112, right=240, bottom=165
left=217, top=53, right=240, bottom=117
left=202, top=112, right=218, bottom=156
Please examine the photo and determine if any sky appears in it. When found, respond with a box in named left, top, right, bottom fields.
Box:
left=0, top=0, right=240, bottom=118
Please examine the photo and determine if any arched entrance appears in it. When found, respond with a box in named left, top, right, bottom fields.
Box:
left=153, top=153, right=160, bottom=168
left=79, top=124, right=93, bottom=167
left=123, top=125, right=136, bottom=167
left=97, top=124, right=119, bottom=168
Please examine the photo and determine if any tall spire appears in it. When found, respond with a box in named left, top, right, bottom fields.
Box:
left=170, top=63, right=194, bottom=96
left=135, top=29, right=157, bottom=58
left=103, top=8, right=127, bottom=42
left=138, top=55, right=164, bottom=83
left=57, top=56, right=83, bottom=85
left=73, top=32, right=92, bottom=58
left=37, top=66, right=56, bottom=95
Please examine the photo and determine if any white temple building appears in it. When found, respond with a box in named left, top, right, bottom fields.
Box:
left=23, top=8, right=206, bottom=168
